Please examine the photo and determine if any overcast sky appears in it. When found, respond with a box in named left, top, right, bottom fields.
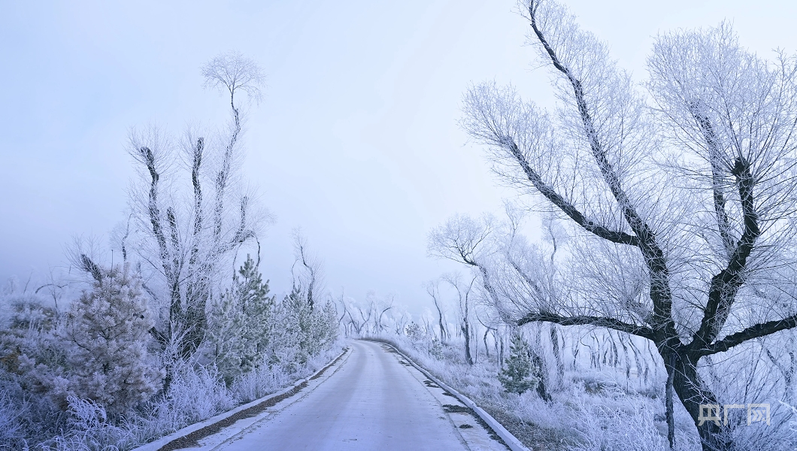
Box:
left=2, top=0, right=795, bottom=315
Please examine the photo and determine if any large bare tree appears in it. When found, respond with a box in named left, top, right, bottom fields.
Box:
left=462, top=1, right=797, bottom=449
left=128, top=52, right=264, bottom=370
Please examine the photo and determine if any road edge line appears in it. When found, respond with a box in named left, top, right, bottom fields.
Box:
left=367, top=339, right=530, bottom=451
left=132, top=346, right=349, bottom=451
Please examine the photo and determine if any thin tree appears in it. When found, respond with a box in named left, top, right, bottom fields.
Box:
left=425, top=280, right=448, bottom=343
left=442, top=272, right=477, bottom=365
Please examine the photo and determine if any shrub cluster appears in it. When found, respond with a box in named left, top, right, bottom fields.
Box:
left=0, top=256, right=339, bottom=450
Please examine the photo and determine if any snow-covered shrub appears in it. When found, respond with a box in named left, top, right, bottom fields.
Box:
left=404, top=322, right=423, bottom=341
left=0, top=294, right=71, bottom=446
left=46, top=396, right=134, bottom=451
left=0, top=376, right=68, bottom=451
left=0, top=391, right=26, bottom=450
left=307, top=299, right=339, bottom=357
left=564, top=395, right=674, bottom=451
left=429, top=337, right=444, bottom=360
left=4, top=295, right=58, bottom=332
left=121, top=361, right=236, bottom=447
left=17, top=265, right=161, bottom=414
left=0, top=295, right=61, bottom=377
left=230, top=343, right=342, bottom=404
left=141, top=362, right=234, bottom=438
left=230, top=361, right=291, bottom=403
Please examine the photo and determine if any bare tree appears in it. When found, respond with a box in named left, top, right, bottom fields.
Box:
left=375, top=298, right=393, bottom=334
left=424, top=280, right=449, bottom=343
left=428, top=214, right=505, bottom=317
left=462, top=1, right=797, bottom=449
left=343, top=300, right=372, bottom=336
left=475, top=310, right=497, bottom=360
left=442, top=272, right=477, bottom=365
left=291, top=230, right=324, bottom=311
left=128, top=53, right=264, bottom=367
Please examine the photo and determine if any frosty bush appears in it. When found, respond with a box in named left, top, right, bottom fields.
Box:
left=230, top=361, right=291, bottom=403
left=19, top=265, right=161, bottom=414
left=60, top=265, right=161, bottom=413
left=498, top=333, right=538, bottom=395
left=0, top=391, right=25, bottom=450
left=48, top=395, right=135, bottom=451
left=404, top=322, right=423, bottom=341
left=264, top=284, right=338, bottom=366
left=305, top=299, right=339, bottom=357
left=0, top=295, right=61, bottom=384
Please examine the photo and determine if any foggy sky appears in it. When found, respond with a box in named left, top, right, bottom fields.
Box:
left=2, top=0, right=795, bottom=315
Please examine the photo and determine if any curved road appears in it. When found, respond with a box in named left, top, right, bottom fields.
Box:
left=211, top=340, right=503, bottom=450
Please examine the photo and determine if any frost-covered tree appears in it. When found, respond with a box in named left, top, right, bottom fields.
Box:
left=442, top=273, right=477, bottom=365
left=291, top=230, right=323, bottom=311
left=128, top=52, right=265, bottom=364
left=61, top=264, right=160, bottom=413
left=259, top=235, right=338, bottom=367
left=20, top=265, right=161, bottom=413
left=462, top=1, right=797, bottom=449
left=208, top=255, right=274, bottom=385
left=273, top=289, right=338, bottom=365
left=498, top=333, right=538, bottom=395
left=424, top=280, right=449, bottom=343
left=311, top=300, right=339, bottom=356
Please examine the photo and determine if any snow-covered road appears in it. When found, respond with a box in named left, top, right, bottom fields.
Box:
left=208, top=340, right=505, bottom=450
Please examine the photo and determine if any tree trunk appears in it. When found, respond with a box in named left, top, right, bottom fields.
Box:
left=550, top=323, right=564, bottom=380
left=462, top=321, right=473, bottom=365
left=483, top=328, right=491, bottom=359
left=529, top=347, right=552, bottom=402
left=668, top=350, right=732, bottom=451
left=665, top=353, right=675, bottom=450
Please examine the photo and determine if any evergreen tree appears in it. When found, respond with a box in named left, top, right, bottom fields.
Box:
left=208, top=255, right=274, bottom=385
left=498, top=333, right=538, bottom=395
left=55, top=264, right=160, bottom=413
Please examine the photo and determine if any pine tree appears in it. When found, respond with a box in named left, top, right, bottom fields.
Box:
left=208, top=255, right=274, bottom=385
left=498, top=333, right=538, bottom=395
left=59, top=264, right=161, bottom=413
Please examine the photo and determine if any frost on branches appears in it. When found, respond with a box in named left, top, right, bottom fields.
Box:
left=460, top=0, right=797, bottom=448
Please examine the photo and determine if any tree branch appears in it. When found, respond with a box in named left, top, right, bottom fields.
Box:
left=699, top=314, right=797, bottom=356
left=506, top=141, right=639, bottom=246
left=692, top=157, right=761, bottom=349
left=690, top=106, right=735, bottom=257
left=518, top=310, right=655, bottom=341
left=528, top=1, right=674, bottom=337
left=189, top=137, right=204, bottom=268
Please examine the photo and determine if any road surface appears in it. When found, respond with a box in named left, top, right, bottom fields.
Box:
left=207, top=340, right=505, bottom=450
